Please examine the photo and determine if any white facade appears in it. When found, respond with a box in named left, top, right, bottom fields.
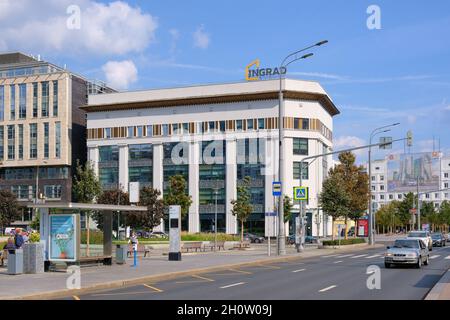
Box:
left=368, top=154, right=450, bottom=211
left=84, top=79, right=339, bottom=236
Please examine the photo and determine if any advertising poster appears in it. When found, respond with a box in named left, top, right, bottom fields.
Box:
left=49, top=214, right=77, bottom=262
left=387, top=152, right=440, bottom=193
left=357, top=219, right=369, bottom=237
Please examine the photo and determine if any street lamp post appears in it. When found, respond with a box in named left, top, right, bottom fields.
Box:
left=213, top=187, right=219, bottom=252
left=368, top=123, right=400, bottom=245
left=278, top=40, right=328, bottom=256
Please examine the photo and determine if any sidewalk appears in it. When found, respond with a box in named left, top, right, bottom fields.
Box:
left=425, top=269, right=450, bottom=300
left=0, top=243, right=382, bottom=300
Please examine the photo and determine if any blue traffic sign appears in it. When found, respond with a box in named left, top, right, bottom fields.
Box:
left=272, top=181, right=281, bottom=196
left=293, top=187, right=308, bottom=201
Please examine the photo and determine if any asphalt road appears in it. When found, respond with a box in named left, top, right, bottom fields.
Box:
left=69, top=243, right=450, bottom=300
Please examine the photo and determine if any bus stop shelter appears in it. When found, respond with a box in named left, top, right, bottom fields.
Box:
left=28, top=202, right=147, bottom=267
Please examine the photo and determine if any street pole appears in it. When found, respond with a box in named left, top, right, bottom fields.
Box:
left=417, top=176, right=421, bottom=230
left=214, top=188, right=218, bottom=252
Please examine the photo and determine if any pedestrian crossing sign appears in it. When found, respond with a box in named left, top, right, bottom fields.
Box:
left=293, top=187, right=308, bottom=201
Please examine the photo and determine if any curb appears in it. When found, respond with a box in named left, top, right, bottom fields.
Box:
left=2, top=244, right=382, bottom=300
left=424, top=269, right=450, bottom=300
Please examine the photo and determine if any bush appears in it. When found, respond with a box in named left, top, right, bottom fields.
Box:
left=181, top=232, right=240, bottom=242
left=322, top=238, right=366, bottom=246
left=81, top=230, right=104, bottom=245
left=29, top=232, right=40, bottom=243
left=0, top=241, right=5, bottom=249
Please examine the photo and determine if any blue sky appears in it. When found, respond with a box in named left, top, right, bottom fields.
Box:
left=1, top=0, right=449, bottom=163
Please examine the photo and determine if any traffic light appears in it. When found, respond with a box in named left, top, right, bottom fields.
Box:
left=407, top=130, right=413, bottom=147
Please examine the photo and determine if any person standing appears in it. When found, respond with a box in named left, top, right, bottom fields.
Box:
left=14, top=229, right=24, bottom=249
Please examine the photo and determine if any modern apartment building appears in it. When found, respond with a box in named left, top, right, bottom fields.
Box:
left=368, top=153, right=450, bottom=211
left=0, top=52, right=113, bottom=223
left=84, top=79, right=339, bottom=235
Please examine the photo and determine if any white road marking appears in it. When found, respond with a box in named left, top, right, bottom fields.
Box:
left=319, top=285, right=337, bottom=292
left=445, top=255, right=450, bottom=260
left=351, top=254, right=368, bottom=258
left=292, top=269, right=306, bottom=273
left=333, top=260, right=343, bottom=264
left=321, top=254, right=339, bottom=258
left=220, top=282, right=246, bottom=289
left=430, top=255, right=440, bottom=259
left=365, top=254, right=381, bottom=259
left=336, top=254, right=355, bottom=258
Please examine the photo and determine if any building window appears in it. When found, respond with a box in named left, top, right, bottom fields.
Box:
left=18, top=83, right=26, bottom=119
left=425, top=193, right=430, bottom=199
left=11, top=185, right=30, bottom=200
left=397, top=194, right=402, bottom=200
left=380, top=195, right=385, bottom=200
left=146, top=125, right=153, bottom=137
left=302, top=118, right=309, bottom=130
left=236, top=120, right=243, bottom=131
left=127, top=126, right=134, bottom=137
left=247, top=119, right=254, bottom=130
left=29, top=123, right=38, bottom=159
left=258, top=118, right=264, bottom=130
left=7, top=125, right=15, bottom=160
left=445, top=193, right=449, bottom=199
left=136, top=126, right=143, bottom=137
left=18, top=124, right=23, bottom=160
left=380, top=185, right=385, bottom=191
left=162, top=124, right=169, bottom=136
left=208, top=121, right=215, bottom=132
left=445, top=173, right=449, bottom=178
left=43, top=123, right=49, bottom=158
left=52, top=80, right=58, bottom=117
left=380, top=175, right=384, bottom=181
left=293, top=138, right=308, bottom=155
left=55, top=122, right=61, bottom=158
left=44, top=185, right=62, bottom=199
left=99, top=145, right=119, bottom=162
left=105, top=128, right=111, bottom=139
left=371, top=185, right=376, bottom=191
left=0, top=85, right=4, bottom=121
left=435, top=193, right=439, bottom=199
left=389, top=194, right=393, bottom=200
left=445, top=183, right=449, bottom=188
left=219, top=121, right=226, bottom=132
left=371, top=176, right=375, bottom=181
left=32, top=83, right=38, bottom=118
left=372, top=195, right=375, bottom=200
left=41, top=82, right=49, bottom=117
left=293, top=161, right=308, bottom=180
left=0, top=126, right=3, bottom=160
left=10, top=85, right=15, bottom=120
left=129, top=144, right=152, bottom=160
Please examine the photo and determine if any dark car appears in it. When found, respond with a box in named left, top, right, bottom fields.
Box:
left=243, top=233, right=265, bottom=243
left=287, top=235, right=317, bottom=244
left=136, top=230, right=150, bottom=238
left=431, top=232, right=446, bottom=247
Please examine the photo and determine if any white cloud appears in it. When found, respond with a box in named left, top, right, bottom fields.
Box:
left=102, top=60, right=138, bottom=90
left=169, top=28, right=180, bottom=55
left=334, top=135, right=366, bottom=155
left=444, top=105, right=450, bottom=111
left=193, top=24, right=210, bottom=49
left=0, top=0, right=157, bottom=56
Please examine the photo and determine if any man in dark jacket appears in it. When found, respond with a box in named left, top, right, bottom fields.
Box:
left=14, top=229, right=24, bottom=249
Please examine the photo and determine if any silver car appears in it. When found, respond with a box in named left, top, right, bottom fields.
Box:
left=385, top=238, right=429, bottom=268
left=407, top=231, right=432, bottom=251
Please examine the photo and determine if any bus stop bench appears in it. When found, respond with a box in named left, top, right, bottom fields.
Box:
left=182, top=242, right=204, bottom=252
left=204, top=241, right=225, bottom=251
left=233, top=241, right=251, bottom=249
left=127, top=244, right=150, bottom=257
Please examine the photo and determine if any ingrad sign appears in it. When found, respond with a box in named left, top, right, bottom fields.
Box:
left=245, top=59, right=287, bottom=81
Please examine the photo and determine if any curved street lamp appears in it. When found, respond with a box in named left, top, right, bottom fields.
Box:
left=277, top=40, right=328, bottom=255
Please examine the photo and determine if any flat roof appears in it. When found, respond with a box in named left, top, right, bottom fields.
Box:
left=84, top=78, right=340, bottom=116
left=28, top=202, right=147, bottom=212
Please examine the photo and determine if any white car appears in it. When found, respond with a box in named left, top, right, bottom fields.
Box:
left=407, top=231, right=433, bottom=251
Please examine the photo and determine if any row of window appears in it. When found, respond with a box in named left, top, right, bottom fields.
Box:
left=0, top=81, right=58, bottom=122
left=372, top=173, right=449, bottom=180
left=0, top=122, right=61, bottom=161
left=87, top=117, right=332, bottom=141
left=372, top=193, right=450, bottom=201
left=9, top=184, right=62, bottom=200
left=0, top=167, right=69, bottom=180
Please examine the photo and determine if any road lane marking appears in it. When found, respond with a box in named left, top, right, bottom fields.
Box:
left=256, top=264, right=282, bottom=269
left=292, top=269, right=306, bottom=273
left=319, top=285, right=337, bottom=292
left=220, top=282, right=246, bottom=289
left=351, top=254, right=368, bottom=258
left=365, top=254, right=381, bottom=259
left=191, top=275, right=215, bottom=282
left=445, top=255, right=450, bottom=259
left=430, top=255, right=440, bottom=259
left=333, top=260, right=343, bottom=264
left=321, top=254, right=339, bottom=258
left=72, top=295, right=80, bottom=300
left=228, top=268, right=252, bottom=274
left=143, top=284, right=164, bottom=292
left=336, top=254, right=355, bottom=258
left=91, top=291, right=151, bottom=297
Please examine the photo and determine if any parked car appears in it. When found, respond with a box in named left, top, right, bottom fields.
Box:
left=431, top=232, right=446, bottom=247
left=407, top=230, right=432, bottom=251
left=384, top=238, right=429, bottom=268
left=243, top=233, right=265, bottom=243
left=149, top=231, right=168, bottom=238
left=305, top=235, right=318, bottom=244
left=136, top=230, right=151, bottom=238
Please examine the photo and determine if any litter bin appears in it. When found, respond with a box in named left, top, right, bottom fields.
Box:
left=8, top=249, right=24, bottom=275
left=116, top=244, right=127, bottom=264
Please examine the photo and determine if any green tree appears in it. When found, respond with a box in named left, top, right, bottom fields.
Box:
left=330, top=152, right=369, bottom=239
left=231, top=176, right=253, bottom=243
left=0, top=190, right=21, bottom=233
left=439, top=201, right=450, bottom=232
left=375, top=201, right=401, bottom=234
left=398, top=192, right=417, bottom=230
left=283, top=195, right=293, bottom=223
left=126, top=187, right=165, bottom=231
left=164, top=175, right=192, bottom=219
left=72, top=160, right=102, bottom=255
left=319, top=170, right=351, bottom=240
left=94, top=189, right=130, bottom=231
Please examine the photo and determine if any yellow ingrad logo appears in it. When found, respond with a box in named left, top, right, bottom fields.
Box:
left=245, top=59, right=287, bottom=81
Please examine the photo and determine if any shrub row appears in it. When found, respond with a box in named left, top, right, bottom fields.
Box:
left=81, top=230, right=104, bottom=245
left=322, top=238, right=366, bottom=246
